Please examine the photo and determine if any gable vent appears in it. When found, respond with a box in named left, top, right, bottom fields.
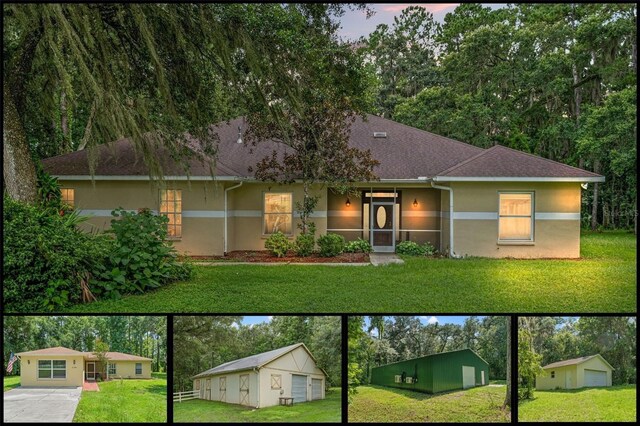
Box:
left=373, top=132, right=387, bottom=138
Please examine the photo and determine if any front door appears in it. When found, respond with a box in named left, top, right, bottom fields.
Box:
left=86, top=362, right=95, bottom=380
left=565, top=370, right=573, bottom=388
left=371, top=202, right=395, bottom=252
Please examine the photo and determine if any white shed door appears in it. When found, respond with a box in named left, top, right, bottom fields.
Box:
left=292, top=374, right=307, bottom=403
left=311, top=379, right=322, bottom=400
left=584, top=369, right=607, bottom=387
left=239, top=374, right=250, bottom=405
left=462, top=366, right=475, bottom=389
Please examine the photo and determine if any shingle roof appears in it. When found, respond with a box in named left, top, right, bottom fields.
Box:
left=542, top=354, right=613, bottom=370
left=17, top=346, right=85, bottom=356
left=41, top=115, right=603, bottom=181
left=192, top=343, right=305, bottom=379
left=82, top=351, right=152, bottom=361
left=435, top=145, right=604, bottom=180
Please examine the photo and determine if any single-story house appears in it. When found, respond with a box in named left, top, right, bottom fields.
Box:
left=370, top=348, right=489, bottom=393
left=16, top=346, right=153, bottom=387
left=536, top=354, right=613, bottom=390
left=191, top=343, right=327, bottom=408
left=42, top=114, right=604, bottom=258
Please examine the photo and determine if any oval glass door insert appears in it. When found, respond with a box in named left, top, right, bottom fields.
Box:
left=376, top=206, right=387, bottom=229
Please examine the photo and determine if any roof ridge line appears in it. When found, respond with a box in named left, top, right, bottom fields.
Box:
left=435, top=146, right=495, bottom=176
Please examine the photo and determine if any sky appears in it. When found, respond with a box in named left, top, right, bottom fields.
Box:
left=363, top=315, right=485, bottom=334
left=236, top=316, right=272, bottom=327
left=337, top=3, right=507, bottom=41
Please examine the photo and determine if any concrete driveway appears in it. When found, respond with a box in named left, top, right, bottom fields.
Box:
left=3, top=387, right=82, bottom=423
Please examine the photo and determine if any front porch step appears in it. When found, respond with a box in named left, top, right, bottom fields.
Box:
left=369, top=253, right=404, bottom=266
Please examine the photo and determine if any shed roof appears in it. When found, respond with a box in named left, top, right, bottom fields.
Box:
left=542, top=354, right=614, bottom=370
left=41, top=115, right=603, bottom=182
left=192, top=343, right=324, bottom=379
left=17, top=346, right=85, bottom=356
left=372, top=348, right=489, bottom=369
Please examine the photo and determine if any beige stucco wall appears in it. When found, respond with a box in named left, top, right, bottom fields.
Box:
left=449, top=182, right=582, bottom=258
left=20, top=355, right=85, bottom=387
left=194, top=370, right=259, bottom=407
left=535, top=357, right=612, bottom=390
left=93, top=360, right=152, bottom=379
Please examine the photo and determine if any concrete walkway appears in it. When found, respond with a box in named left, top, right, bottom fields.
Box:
left=369, top=253, right=405, bottom=266
left=4, top=387, right=82, bottom=423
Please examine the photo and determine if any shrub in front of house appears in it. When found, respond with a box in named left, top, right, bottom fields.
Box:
left=3, top=196, right=111, bottom=312
left=344, top=238, right=372, bottom=254
left=396, top=241, right=437, bottom=256
left=294, top=233, right=315, bottom=257
left=91, top=208, right=193, bottom=299
left=317, top=233, right=345, bottom=257
left=265, top=231, right=292, bottom=258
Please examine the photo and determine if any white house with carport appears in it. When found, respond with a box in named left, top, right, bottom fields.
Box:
left=536, top=354, right=613, bottom=390
left=191, top=343, right=327, bottom=408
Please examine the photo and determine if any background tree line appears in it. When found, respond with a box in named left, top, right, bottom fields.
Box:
left=348, top=316, right=508, bottom=392
left=173, top=316, right=341, bottom=392
left=518, top=316, right=636, bottom=398
left=360, top=3, right=636, bottom=231
left=3, top=316, right=167, bottom=374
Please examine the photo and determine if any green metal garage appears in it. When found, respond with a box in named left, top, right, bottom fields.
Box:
left=370, top=348, right=489, bottom=393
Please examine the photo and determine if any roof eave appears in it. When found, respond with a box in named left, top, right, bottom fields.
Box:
left=52, top=175, right=244, bottom=181
left=433, top=176, right=605, bottom=183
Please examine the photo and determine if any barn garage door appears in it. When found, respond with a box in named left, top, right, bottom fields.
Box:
left=239, top=374, right=250, bottom=405
left=219, top=377, right=226, bottom=402
left=292, top=374, right=307, bottom=403
left=311, top=379, right=322, bottom=400
left=462, top=366, right=475, bottom=389
left=584, top=370, right=607, bottom=387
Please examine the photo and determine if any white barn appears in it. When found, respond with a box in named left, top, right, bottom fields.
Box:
left=191, top=343, right=327, bottom=408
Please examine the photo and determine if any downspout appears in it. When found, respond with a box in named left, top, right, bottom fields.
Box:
left=430, top=181, right=457, bottom=258
left=224, top=181, right=243, bottom=255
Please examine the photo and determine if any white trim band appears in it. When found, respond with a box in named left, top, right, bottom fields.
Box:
left=327, top=210, right=361, bottom=217
left=401, top=211, right=440, bottom=218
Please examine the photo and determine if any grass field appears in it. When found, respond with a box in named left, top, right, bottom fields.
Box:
left=518, top=385, right=636, bottom=422
left=173, top=387, right=341, bottom=423
left=73, top=372, right=166, bottom=423
left=67, top=231, right=635, bottom=313
left=3, top=376, right=20, bottom=392
left=348, top=385, right=510, bottom=422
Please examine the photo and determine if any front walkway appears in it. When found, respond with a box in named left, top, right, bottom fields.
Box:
left=82, top=380, right=100, bottom=391
left=3, top=386, right=82, bottom=423
left=369, top=253, right=405, bottom=266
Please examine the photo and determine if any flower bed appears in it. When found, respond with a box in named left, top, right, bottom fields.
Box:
left=192, top=250, right=369, bottom=263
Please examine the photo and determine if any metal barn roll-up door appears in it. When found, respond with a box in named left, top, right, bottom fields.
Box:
left=462, top=366, right=475, bottom=389
left=292, top=374, right=307, bottom=403
left=311, top=379, right=322, bottom=400
left=584, top=370, right=607, bottom=387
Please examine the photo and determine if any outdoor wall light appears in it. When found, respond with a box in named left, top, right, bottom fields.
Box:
left=345, top=198, right=351, bottom=207
left=236, top=125, right=243, bottom=144
left=413, top=198, right=418, bottom=207
left=28, top=360, right=30, bottom=365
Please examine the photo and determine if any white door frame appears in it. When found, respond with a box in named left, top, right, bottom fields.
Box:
left=370, top=201, right=396, bottom=252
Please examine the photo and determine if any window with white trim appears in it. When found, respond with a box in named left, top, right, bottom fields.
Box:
left=551, top=371, right=555, bottom=378
left=135, top=363, right=142, bottom=375
left=60, top=188, right=75, bottom=207
left=394, top=375, right=402, bottom=383
left=263, top=193, right=293, bottom=235
left=38, top=360, right=66, bottom=379
left=108, top=363, right=116, bottom=375
left=271, top=374, right=282, bottom=389
left=195, top=379, right=200, bottom=390
left=498, top=192, right=534, bottom=241
left=160, top=189, right=182, bottom=238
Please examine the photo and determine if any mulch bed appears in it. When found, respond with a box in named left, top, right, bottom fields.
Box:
left=191, top=250, right=369, bottom=263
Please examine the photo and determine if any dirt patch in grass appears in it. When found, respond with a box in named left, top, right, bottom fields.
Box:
left=191, top=250, right=369, bottom=263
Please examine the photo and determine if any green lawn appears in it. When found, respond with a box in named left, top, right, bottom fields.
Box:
left=73, top=372, right=166, bottom=423
left=67, top=231, right=635, bottom=313
left=173, top=387, right=341, bottom=423
left=518, top=384, right=636, bottom=422
left=349, top=385, right=510, bottom=423
left=3, top=376, right=20, bottom=392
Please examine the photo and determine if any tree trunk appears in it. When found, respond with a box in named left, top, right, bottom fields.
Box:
left=3, top=82, right=38, bottom=204
left=60, top=90, right=71, bottom=152
left=590, top=160, right=600, bottom=230
left=503, top=318, right=511, bottom=409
